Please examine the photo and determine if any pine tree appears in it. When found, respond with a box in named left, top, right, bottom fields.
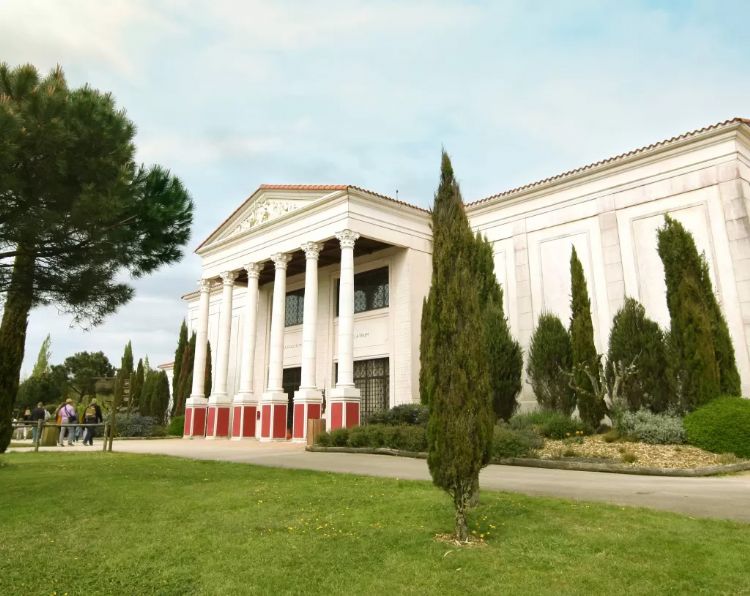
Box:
left=473, top=234, right=522, bottom=421
left=606, top=298, right=675, bottom=412
left=421, top=151, right=494, bottom=542
left=205, top=340, right=212, bottom=398
left=527, top=313, right=575, bottom=415
left=129, top=359, right=145, bottom=414
left=569, top=247, right=605, bottom=428
left=657, top=216, right=731, bottom=408
left=31, top=334, right=52, bottom=378
left=172, top=320, right=188, bottom=399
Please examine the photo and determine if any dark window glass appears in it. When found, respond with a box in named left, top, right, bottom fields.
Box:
left=337, top=267, right=389, bottom=315
left=334, top=358, right=389, bottom=422
left=285, top=289, right=305, bottom=327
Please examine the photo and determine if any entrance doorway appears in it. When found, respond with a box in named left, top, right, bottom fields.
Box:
left=282, top=367, right=301, bottom=433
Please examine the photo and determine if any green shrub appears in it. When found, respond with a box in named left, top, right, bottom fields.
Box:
left=491, top=424, right=544, bottom=459
left=616, top=409, right=685, bottom=445
left=110, top=413, right=159, bottom=437
left=510, top=410, right=588, bottom=439
left=684, top=397, right=750, bottom=458
left=167, top=415, right=184, bottom=437
left=366, top=404, right=429, bottom=426
left=527, top=313, right=575, bottom=415
left=329, top=428, right=350, bottom=447
left=389, top=425, right=427, bottom=452
left=316, top=431, right=331, bottom=446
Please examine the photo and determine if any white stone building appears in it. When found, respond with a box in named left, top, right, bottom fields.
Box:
left=183, top=118, right=750, bottom=441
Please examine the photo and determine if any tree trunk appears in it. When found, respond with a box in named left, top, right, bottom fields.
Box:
left=454, top=485, right=470, bottom=542
left=468, top=476, right=480, bottom=507
left=0, top=247, right=35, bottom=452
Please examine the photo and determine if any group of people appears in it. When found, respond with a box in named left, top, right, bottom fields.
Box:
left=21, top=398, right=104, bottom=446
left=55, top=398, right=104, bottom=446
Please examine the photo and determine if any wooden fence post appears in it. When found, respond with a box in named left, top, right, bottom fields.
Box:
left=34, top=420, right=42, bottom=453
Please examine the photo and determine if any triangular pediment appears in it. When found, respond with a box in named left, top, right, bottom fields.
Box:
left=199, top=185, right=348, bottom=250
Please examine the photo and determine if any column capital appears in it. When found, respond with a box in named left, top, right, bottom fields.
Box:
left=272, top=252, right=292, bottom=270
left=198, top=278, right=212, bottom=293
left=220, top=270, right=238, bottom=285
left=336, top=229, right=360, bottom=249
left=244, top=262, right=262, bottom=279
left=301, top=241, right=323, bottom=260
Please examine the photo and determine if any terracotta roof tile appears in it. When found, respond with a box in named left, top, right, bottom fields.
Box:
left=467, top=117, right=750, bottom=208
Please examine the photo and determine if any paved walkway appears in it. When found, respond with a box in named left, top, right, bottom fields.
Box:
left=15, top=438, right=750, bottom=523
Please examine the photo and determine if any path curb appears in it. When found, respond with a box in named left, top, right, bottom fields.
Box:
left=306, top=446, right=750, bottom=477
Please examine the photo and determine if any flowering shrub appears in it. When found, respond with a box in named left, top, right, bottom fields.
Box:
left=616, top=409, right=685, bottom=445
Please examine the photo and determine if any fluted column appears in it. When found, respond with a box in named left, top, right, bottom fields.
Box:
left=232, top=263, right=262, bottom=439
left=292, top=242, right=324, bottom=441
left=184, top=279, right=211, bottom=438
left=207, top=270, right=237, bottom=438
left=328, top=230, right=361, bottom=430
left=260, top=253, right=291, bottom=440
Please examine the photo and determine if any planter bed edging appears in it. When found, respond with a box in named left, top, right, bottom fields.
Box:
left=306, top=446, right=750, bottom=477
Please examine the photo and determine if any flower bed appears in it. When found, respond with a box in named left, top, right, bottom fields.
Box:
left=538, top=435, right=744, bottom=469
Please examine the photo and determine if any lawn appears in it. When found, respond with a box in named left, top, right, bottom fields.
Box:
left=1, top=453, right=749, bottom=595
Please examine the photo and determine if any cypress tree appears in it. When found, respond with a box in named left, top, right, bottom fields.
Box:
left=114, top=341, right=134, bottom=408
left=205, top=340, right=212, bottom=398
left=150, top=370, right=170, bottom=424
left=657, top=216, right=732, bottom=408
left=129, top=358, right=145, bottom=414
left=31, top=334, right=52, bottom=378
left=140, top=369, right=158, bottom=417
left=421, top=151, right=493, bottom=542
left=606, top=298, right=674, bottom=412
left=569, top=247, right=605, bottom=428
left=527, top=313, right=575, bottom=415
left=173, top=331, right=196, bottom=415
left=473, top=234, right=522, bottom=421
left=172, top=320, right=188, bottom=399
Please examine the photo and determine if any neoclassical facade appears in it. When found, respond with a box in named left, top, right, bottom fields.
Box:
left=184, top=118, right=750, bottom=441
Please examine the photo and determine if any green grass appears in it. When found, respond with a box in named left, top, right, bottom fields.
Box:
left=1, top=453, right=749, bottom=595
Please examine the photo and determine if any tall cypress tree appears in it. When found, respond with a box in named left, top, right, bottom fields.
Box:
left=173, top=331, right=196, bottom=416
left=657, top=216, right=739, bottom=406
left=129, top=358, right=145, bottom=414
left=607, top=298, right=674, bottom=412
left=569, top=247, right=604, bottom=428
left=473, top=234, right=522, bottom=421
left=421, top=151, right=493, bottom=542
left=114, top=341, right=134, bottom=409
left=205, top=340, right=212, bottom=398
left=172, top=320, right=188, bottom=399
left=150, top=370, right=170, bottom=425
left=31, top=334, right=52, bottom=378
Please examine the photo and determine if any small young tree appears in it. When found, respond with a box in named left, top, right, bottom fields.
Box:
left=569, top=247, right=605, bottom=428
left=172, top=320, right=188, bottom=398
left=607, top=298, right=675, bottom=412
left=657, top=216, right=739, bottom=407
left=527, top=313, right=575, bottom=415
left=473, top=234, right=522, bottom=421
left=421, top=151, right=493, bottom=542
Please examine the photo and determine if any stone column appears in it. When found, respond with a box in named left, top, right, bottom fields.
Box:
left=328, top=230, right=361, bottom=430
left=293, top=242, right=324, bottom=441
left=206, top=270, right=237, bottom=438
left=260, top=253, right=291, bottom=440
left=232, top=263, right=262, bottom=440
left=184, top=279, right=211, bottom=438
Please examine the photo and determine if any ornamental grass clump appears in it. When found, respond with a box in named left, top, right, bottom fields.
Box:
left=683, top=397, right=750, bottom=458
left=615, top=409, right=685, bottom=445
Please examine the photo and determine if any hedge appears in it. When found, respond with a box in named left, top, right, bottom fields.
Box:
left=684, top=397, right=750, bottom=458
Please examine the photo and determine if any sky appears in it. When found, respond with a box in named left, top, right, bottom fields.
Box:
left=1, top=0, right=748, bottom=374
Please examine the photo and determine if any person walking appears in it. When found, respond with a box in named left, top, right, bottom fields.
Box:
left=30, top=402, right=46, bottom=445
left=58, top=399, right=77, bottom=446
left=82, top=399, right=103, bottom=446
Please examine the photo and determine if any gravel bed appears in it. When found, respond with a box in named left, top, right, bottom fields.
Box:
left=538, top=435, right=745, bottom=469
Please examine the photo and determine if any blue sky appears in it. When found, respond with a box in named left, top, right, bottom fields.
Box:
left=1, top=0, right=748, bottom=373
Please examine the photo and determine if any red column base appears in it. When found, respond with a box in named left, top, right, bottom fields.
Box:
left=184, top=405, right=207, bottom=438
left=329, top=400, right=360, bottom=431
left=232, top=405, right=257, bottom=438
left=260, top=403, right=288, bottom=440
left=206, top=405, right=231, bottom=438
left=292, top=402, right=322, bottom=440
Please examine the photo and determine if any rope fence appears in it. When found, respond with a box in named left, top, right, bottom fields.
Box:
left=11, top=421, right=112, bottom=452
